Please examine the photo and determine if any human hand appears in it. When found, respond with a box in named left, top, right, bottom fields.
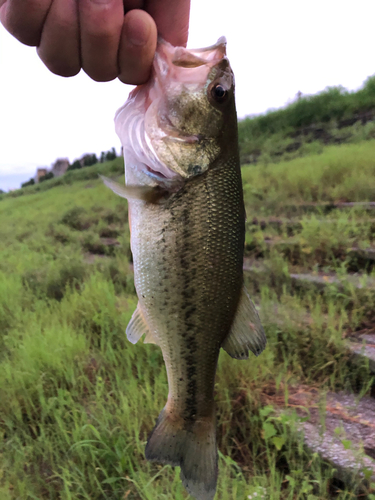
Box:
left=0, top=0, right=190, bottom=84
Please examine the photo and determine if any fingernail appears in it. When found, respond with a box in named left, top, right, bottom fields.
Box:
left=125, top=14, right=150, bottom=46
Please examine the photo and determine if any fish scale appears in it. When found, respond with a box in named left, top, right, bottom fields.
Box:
left=131, top=156, right=244, bottom=421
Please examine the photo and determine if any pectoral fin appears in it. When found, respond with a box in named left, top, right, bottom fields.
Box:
left=100, top=175, right=165, bottom=203
left=222, top=285, right=266, bottom=359
left=126, top=303, right=156, bottom=345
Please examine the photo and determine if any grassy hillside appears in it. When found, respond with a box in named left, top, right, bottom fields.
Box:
left=242, top=140, right=375, bottom=209
left=1, top=142, right=375, bottom=499
left=0, top=157, right=125, bottom=202
left=238, top=76, right=375, bottom=164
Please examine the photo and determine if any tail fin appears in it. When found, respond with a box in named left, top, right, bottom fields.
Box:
left=145, top=407, right=218, bottom=500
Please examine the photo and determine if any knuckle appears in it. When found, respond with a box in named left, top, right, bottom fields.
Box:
left=87, top=28, right=117, bottom=44
left=82, top=11, right=123, bottom=41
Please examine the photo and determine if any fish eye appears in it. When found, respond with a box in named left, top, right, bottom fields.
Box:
left=211, top=84, right=228, bottom=103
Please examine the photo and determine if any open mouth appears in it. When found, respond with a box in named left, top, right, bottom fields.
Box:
left=171, top=50, right=208, bottom=68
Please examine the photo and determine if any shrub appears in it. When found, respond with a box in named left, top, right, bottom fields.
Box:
left=82, top=154, right=98, bottom=166
left=238, top=75, right=375, bottom=163
left=60, top=207, right=90, bottom=231
left=21, top=178, right=35, bottom=188
left=39, top=172, right=54, bottom=183
left=22, top=258, right=87, bottom=301
left=68, top=160, right=82, bottom=171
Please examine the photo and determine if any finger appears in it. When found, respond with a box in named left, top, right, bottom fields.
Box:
left=79, top=0, right=124, bottom=82
left=0, top=0, right=6, bottom=24
left=118, top=9, right=157, bottom=85
left=37, top=0, right=80, bottom=77
left=0, top=0, right=52, bottom=46
left=145, top=0, right=190, bottom=47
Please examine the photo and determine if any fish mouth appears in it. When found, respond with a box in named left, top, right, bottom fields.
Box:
left=155, top=36, right=227, bottom=82
left=149, top=37, right=228, bottom=144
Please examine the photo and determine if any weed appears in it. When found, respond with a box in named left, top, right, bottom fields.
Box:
left=60, top=206, right=91, bottom=231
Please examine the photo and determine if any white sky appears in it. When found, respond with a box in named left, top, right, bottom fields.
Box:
left=0, top=0, right=374, bottom=191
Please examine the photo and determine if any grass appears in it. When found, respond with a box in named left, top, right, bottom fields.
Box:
left=241, top=77, right=375, bottom=135
left=245, top=211, right=375, bottom=271
left=238, top=76, right=375, bottom=164
left=0, top=157, right=124, bottom=202
left=1, top=147, right=375, bottom=499
left=242, top=139, right=375, bottom=212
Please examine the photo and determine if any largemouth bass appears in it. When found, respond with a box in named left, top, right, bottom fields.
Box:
left=103, top=37, right=266, bottom=500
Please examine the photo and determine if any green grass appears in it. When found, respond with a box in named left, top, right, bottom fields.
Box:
left=242, top=139, right=375, bottom=213
left=1, top=150, right=375, bottom=499
left=0, top=157, right=125, bottom=202
left=245, top=211, right=375, bottom=272
left=238, top=76, right=375, bottom=164
left=241, top=77, right=375, bottom=135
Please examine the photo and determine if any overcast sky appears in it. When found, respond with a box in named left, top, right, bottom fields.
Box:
left=1, top=0, right=374, bottom=191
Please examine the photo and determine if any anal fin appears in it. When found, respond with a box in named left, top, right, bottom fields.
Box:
left=222, top=285, right=266, bottom=359
left=126, top=303, right=157, bottom=345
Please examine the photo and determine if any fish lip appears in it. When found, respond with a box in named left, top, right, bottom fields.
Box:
left=153, top=37, right=228, bottom=87
left=188, top=36, right=227, bottom=60
left=157, top=36, right=227, bottom=65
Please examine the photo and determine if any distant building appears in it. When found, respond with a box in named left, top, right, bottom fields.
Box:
left=51, top=158, right=70, bottom=177
left=35, top=168, right=48, bottom=183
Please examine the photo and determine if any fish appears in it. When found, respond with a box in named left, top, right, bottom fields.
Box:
left=102, top=37, right=266, bottom=500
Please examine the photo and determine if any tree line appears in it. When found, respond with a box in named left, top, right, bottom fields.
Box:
left=21, top=148, right=118, bottom=188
